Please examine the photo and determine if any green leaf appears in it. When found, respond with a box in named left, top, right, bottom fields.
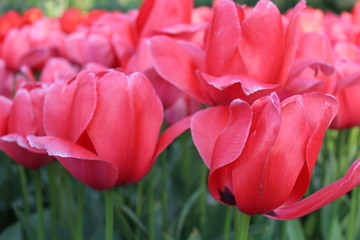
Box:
left=175, top=188, right=202, bottom=239
left=187, top=228, right=202, bottom=240
left=121, top=206, right=148, bottom=235
left=286, top=219, right=306, bottom=240
left=13, top=206, right=37, bottom=239
left=0, top=223, right=22, bottom=240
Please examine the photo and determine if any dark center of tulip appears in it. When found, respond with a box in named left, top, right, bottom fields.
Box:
left=265, top=211, right=278, bottom=217
left=218, top=187, right=236, bottom=205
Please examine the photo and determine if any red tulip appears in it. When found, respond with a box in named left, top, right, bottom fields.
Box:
left=23, top=8, right=43, bottom=25
left=60, top=8, right=84, bottom=34
left=0, top=85, right=52, bottom=169
left=136, top=0, right=193, bottom=39
left=191, top=92, right=360, bottom=219
left=28, top=69, right=190, bottom=190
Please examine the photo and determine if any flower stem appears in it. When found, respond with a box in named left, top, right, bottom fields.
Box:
left=75, top=183, right=85, bottom=240
left=33, top=170, right=45, bottom=240
left=48, top=163, right=57, bottom=240
left=200, top=164, right=207, bottom=233
left=18, top=165, right=30, bottom=216
left=148, top=177, right=155, bottom=240
left=161, top=151, right=168, bottom=231
left=135, top=181, right=144, bottom=240
left=234, top=210, right=251, bottom=240
left=104, top=189, right=114, bottom=240
left=223, top=207, right=232, bottom=240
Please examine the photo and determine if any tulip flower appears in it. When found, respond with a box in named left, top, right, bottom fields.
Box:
left=190, top=92, right=360, bottom=219
left=28, top=69, right=190, bottom=190
left=150, top=0, right=305, bottom=106
left=39, top=57, right=78, bottom=84
left=0, top=85, right=52, bottom=169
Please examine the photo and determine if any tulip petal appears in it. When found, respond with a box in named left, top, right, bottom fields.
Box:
left=83, top=33, right=115, bottom=67
left=136, top=0, right=192, bottom=37
left=9, top=89, right=36, bottom=135
left=206, top=99, right=252, bottom=205
left=28, top=135, right=118, bottom=190
left=87, top=71, right=163, bottom=185
left=191, top=106, right=231, bottom=168
left=279, top=0, right=306, bottom=84
left=205, top=0, right=242, bottom=76
left=155, top=115, right=192, bottom=160
left=332, top=86, right=360, bottom=129
left=285, top=93, right=337, bottom=203
left=265, top=158, right=360, bottom=220
left=289, top=58, right=335, bottom=80
left=0, top=134, right=51, bottom=169
left=0, top=96, right=11, bottom=136
left=29, top=88, right=46, bottom=136
left=40, top=57, right=77, bottom=84
left=44, top=70, right=97, bottom=142
left=197, top=71, right=282, bottom=105
left=232, top=93, right=281, bottom=214
left=211, top=99, right=252, bottom=173
left=239, top=0, right=284, bottom=84
left=254, top=95, right=312, bottom=212
left=150, top=36, right=211, bottom=105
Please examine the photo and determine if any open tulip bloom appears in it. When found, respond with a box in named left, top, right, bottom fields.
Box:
left=190, top=92, right=360, bottom=220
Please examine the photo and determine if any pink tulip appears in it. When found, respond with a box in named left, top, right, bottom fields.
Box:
left=28, top=69, right=190, bottom=189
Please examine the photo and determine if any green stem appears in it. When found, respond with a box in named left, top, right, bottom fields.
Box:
left=104, top=190, right=114, bottom=240
left=200, top=164, right=207, bottom=233
left=18, top=166, right=30, bottom=216
left=234, top=210, right=251, bottom=240
left=135, top=181, right=144, bottom=240
left=223, top=207, right=232, bottom=240
left=181, top=133, right=190, bottom=198
left=75, top=184, right=85, bottom=240
left=64, top=171, right=75, bottom=235
left=346, top=187, right=359, bottom=240
left=33, top=170, right=45, bottom=240
left=161, top=151, right=168, bottom=231
left=48, top=163, right=57, bottom=240
left=148, top=175, right=156, bottom=240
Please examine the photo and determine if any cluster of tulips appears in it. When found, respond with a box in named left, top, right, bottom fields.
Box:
left=0, top=0, right=360, bottom=227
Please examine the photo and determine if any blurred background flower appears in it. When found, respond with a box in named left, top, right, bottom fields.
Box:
left=0, top=0, right=358, bottom=17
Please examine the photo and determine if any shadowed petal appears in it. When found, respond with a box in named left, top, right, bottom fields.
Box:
left=0, top=134, right=51, bottom=169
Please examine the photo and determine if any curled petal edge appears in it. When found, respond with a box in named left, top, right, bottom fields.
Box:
left=264, top=158, right=360, bottom=220
left=28, top=135, right=118, bottom=190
